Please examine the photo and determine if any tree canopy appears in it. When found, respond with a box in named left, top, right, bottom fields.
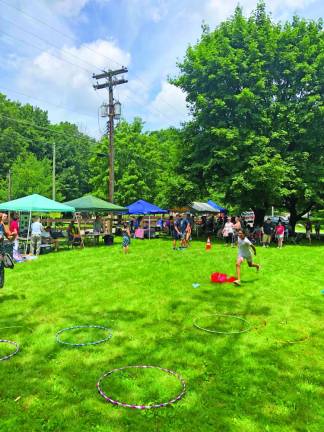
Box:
left=172, top=1, right=324, bottom=225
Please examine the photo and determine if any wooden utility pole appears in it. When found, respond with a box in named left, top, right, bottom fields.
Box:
left=92, top=68, right=128, bottom=203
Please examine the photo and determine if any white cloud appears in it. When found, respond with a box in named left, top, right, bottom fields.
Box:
left=14, top=38, right=131, bottom=137
left=147, top=82, right=189, bottom=129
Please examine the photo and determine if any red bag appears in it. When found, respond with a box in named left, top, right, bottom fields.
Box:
left=211, top=272, right=236, bottom=283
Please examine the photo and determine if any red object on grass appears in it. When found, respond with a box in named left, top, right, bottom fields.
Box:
left=211, top=272, right=236, bottom=283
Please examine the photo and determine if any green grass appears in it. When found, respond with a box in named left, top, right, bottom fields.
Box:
left=0, top=238, right=323, bottom=432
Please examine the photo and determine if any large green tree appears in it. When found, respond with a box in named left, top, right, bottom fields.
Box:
left=172, top=2, right=324, bottom=228
left=90, top=118, right=195, bottom=207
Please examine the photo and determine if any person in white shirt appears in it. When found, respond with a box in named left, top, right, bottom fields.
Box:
left=30, top=217, right=44, bottom=256
left=234, top=229, right=260, bottom=286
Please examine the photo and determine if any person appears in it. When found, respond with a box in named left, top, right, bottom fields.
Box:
left=93, top=215, right=103, bottom=244
left=44, top=224, right=59, bottom=251
left=233, top=216, right=241, bottom=244
left=30, top=217, right=44, bottom=256
left=173, top=214, right=182, bottom=250
left=234, top=229, right=260, bottom=286
left=185, top=213, right=193, bottom=245
left=252, top=225, right=262, bottom=245
left=9, top=214, right=19, bottom=253
left=222, top=216, right=234, bottom=247
left=275, top=221, right=285, bottom=248
left=314, top=221, right=321, bottom=240
left=305, top=220, right=312, bottom=244
left=261, top=218, right=274, bottom=247
left=122, top=222, right=131, bottom=254
left=180, top=213, right=189, bottom=247
left=0, top=213, right=14, bottom=244
left=93, top=215, right=103, bottom=233
left=67, top=220, right=82, bottom=246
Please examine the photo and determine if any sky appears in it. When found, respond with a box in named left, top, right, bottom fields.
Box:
left=0, top=0, right=323, bottom=138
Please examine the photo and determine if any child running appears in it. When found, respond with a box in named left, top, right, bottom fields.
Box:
left=234, top=229, right=260, bottom=286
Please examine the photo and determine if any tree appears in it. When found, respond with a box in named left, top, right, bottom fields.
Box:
left=90, top=118, right=193, bottom=207
left=172, top=2, right=324, bottom=228
left=0, top=93, right=96, bottom=202
left=8, top=153, right=52, bottom=199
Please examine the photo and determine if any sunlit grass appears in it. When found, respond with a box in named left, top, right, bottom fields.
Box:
left=0, top=237, right=323, bottom=431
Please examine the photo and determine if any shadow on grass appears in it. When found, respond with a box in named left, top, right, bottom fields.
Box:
left=1, top=285, right=322, bottom=432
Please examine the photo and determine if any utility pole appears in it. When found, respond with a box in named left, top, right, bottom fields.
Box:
left=92, top=68, right=127, bottom=203
left=52, top=142, right=56, bottom=201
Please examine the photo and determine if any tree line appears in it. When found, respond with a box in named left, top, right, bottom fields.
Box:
left=0, top=1, right=323, bottom=231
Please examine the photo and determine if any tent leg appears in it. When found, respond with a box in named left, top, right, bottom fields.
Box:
left=25, top=210, right=31, bottom=255
left=149, top=216, right=150, bottom=240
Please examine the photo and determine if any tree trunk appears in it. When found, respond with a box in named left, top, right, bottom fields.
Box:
left=253, top=208, right=266, bottom=226
left=287, top=200, right=315, bottom=235
left=289, top=207, right=298, bottom=235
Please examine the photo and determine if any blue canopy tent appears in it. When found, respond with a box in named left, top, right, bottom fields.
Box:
left=126, top=200, right=167, bottom=239
left=207, top=200, right=227, bottom=213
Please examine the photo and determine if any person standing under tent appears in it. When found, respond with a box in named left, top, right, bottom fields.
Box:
left=122, top=222, right=131, bottom=254
left=275, top=221, right=285, bottom=248
left=30, top=217, right=44, bottom=256
left=9, top=214, right=20, bottom=253
left=233, top=229, right=260, bottom=286
left=172, top=214, right=182, bottom=250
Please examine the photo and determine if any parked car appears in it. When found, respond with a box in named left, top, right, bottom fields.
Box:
left=264, top=216, right=289, bottom=226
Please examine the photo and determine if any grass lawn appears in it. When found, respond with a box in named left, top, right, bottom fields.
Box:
left=0, top=238, right=323, bottom=432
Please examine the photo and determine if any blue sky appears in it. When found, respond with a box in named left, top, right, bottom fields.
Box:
left=0, top=0, right=323, bottom=138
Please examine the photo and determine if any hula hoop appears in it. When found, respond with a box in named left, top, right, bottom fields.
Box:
left=194, top=313, right=251, bottom=334
left=97, top=365, right=186, bottom=409
left=0, top=339, right=19, bottom=361
left=56, top=325, right=112, bottom=347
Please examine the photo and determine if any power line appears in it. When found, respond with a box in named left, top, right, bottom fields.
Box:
left=0, top=0, right=186, bottom=117
left=0, top=29, right=178, bottom=125
left=0, top=29, right=93, bottom=75
left=0, top=113, right=96, bottom=141
left=0, top=86, right=97, bottom=120
left=1, top=16, right=105, bottom=74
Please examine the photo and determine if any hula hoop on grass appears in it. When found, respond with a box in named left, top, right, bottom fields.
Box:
left=0, top=339, right=19, bottom=361
left=55, top=325, right=112, bottom=347
left=194, top=313, right=251, bottom=334
left=97, top=365, right=186, bottom=409
left=275, top=328, right=310, bottom=345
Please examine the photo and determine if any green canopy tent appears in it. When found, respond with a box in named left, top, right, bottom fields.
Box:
left=0, top=194, right=75, bottom=253
left=64, top=195, right=127, bottom=212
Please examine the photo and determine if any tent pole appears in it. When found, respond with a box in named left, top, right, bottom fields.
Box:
left=149, top=215, right=151, bottom=240
left=25, top=210, right=31, bottom=254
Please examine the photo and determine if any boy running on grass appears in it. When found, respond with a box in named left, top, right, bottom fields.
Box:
left=234, top=229, right=260, bottom=286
